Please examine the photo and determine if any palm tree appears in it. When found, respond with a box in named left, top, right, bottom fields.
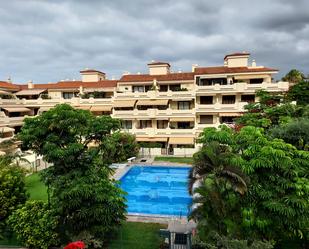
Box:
left=188, top=141, right=248, bottom=195
left=189, top=141, right=249, bottom=237
left=282, top=69, right=304, bottom=84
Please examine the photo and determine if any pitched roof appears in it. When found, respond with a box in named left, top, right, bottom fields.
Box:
left=194, top=66, right=278, bottom=75
left=224, top=52, right=250, bottom=60
left=119, top=72, right=195, bottom=83
left=0, top=81, right=20, bottom=90
left=18, top=80, right=117, bottom=90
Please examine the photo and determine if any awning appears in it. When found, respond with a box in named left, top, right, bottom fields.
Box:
left=219, top=112, right=242, bottom=117
left=15, top=89, right=46, bottom=96
left=169, top=137, right=195, bottom=145
left=113, top=100, right=136, bottom=108
left=0, top=90, right=12, bottom=95
left=136, top=99, right=169, bottom=106
left=75, top=106, right=91, bottom=110
left=0, top=127, right=15, bottom=133
left=136, top=137, right=168, bottom=142
left=2, top=107, right=31, bottom=113
left=170, top=117, right=195, bottom=122
left=90, top=106, right=112, bottom=112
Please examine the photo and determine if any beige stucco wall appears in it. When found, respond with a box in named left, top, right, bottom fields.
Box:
left=118, top=85, right=132, bottom=92
left=48, top=91, right=62, bottom=99
left=81, top=72, right=105, bottom=82
left=149, top=65, right=169, bottom=75
left=226, top=57, right=248, bottom=67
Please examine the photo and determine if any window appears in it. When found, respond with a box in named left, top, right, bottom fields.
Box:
left=62, top=92, right=75, bottom=99
left=177, top=122, right=191, bottom=129
left=170, top=84, right=181, bottom=91
left=200, top=115, right=213, bottom=124
left=241, top=94, right=255, bottom=103
left=222, top=95, right=236, bottom=104
left=157, top=120, right=168, bottom=129
left=122, top=120, right=132, bottom=129
left=159, top=85, right=168, bottom=92
left=220, top=116, right=236, bottom=124
left=178, top=101, right=190, bottom=110
left=199, top=78, right=227, bottom=86
left=139, top=120, right=152, bottom=129
left=133, top=86, right=144, bottom=92
left=250, top=78, right=263, bottom=84
left=200, top=96, right=213, bottom=104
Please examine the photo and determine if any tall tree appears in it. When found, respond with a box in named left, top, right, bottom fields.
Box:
left=193, top=126, right=309, bottom=245
left=287, top=80, right=309, bottom=105
left=18, top=104, right=127, bottom=246
left=282, top=69, right=305, bottom=84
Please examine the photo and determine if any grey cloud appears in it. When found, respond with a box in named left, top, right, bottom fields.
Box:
left=0, top=0, right=308, bottom=83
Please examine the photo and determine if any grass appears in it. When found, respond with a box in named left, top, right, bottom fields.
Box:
left=108, top=222, right=166, bottom=249
left=25, top=173, right=48, bottom=201
left=154, top=156, right=193, bottom=164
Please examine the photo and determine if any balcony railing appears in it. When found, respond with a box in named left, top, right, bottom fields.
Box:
left=196, top=82, right=289, bottom=93
left=114, top=90, right=195, bottom=99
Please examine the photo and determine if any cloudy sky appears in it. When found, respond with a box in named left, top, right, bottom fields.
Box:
left=0, top=0, right=308, bottom=83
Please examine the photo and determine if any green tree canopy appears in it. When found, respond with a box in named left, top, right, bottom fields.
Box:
left=193, top=126, right=309, bottom=245
left=287, top=80, right=309, bottom=105
left=282, top=69, right=305, bottom=84
left=18, top=104, right=128, bottom=246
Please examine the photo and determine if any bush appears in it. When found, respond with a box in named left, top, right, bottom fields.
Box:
left=0, top=156, right=27, bottom=237
left=8, top=200, right=59, bottom=249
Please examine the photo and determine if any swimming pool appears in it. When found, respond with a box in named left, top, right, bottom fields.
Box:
left=119, top=166, right=192, bottom=216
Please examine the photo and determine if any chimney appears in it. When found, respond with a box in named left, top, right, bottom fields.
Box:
left=7, top=76, right=12, bottom=83
left=178, top=69, right=182, bottom=73
left=251, top=59, right=257, bottom=67
left=28, top=80, right=33, bottom=89
left=123, top=71, right=130, bottom=75
left=191, top=64, right=198, bottom=72
left=147, top=61, right=170, bottom=75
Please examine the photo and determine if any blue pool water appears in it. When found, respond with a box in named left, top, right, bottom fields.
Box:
left=120, top=166, right=192, bottom=216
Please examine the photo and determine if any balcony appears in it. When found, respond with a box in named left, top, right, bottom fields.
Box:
left=0, top=116, right=27, bottom=127
left=196, top=82, right=289, bottom=94
left=195, top=102, right=247, bottom=113
left=112, top=108, right=195, bottom=119
left=114, top=90, right=195, bottom=100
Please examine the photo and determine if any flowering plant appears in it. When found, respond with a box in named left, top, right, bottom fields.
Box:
left=64, top=241, right=85, bottom=249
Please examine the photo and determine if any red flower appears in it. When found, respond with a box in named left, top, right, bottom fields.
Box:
left=64, top=241, right=85, bottom=249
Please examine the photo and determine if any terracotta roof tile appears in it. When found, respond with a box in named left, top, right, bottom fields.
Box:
left=224, top=52, right=250, bottom=60
left=119, top=72, right=195, bottom=83
left=18, top=80, right=117, bottom=90
left=194, top=66, right=278, bottom=75
left=0, top=81, right=20, bottom=90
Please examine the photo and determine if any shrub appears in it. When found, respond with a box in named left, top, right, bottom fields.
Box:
left=0, top=156, right=27, bottom=237
left=8, top=200, right=59, bottom=249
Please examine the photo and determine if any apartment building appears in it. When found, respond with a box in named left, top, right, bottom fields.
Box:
left=0, top=52, right=289, bottom=155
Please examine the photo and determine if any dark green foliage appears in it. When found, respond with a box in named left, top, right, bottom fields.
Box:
left=236, top=90, right=305, bottom=129
left=194, top=126, right=309, bottom=245
left=8, top=200, right=59, bottom=249
left=18, top=104, right=127, bottom=246
left=101, top=132, right=139, bottom=163
left=0, top=156, right=27, bottom=238
left=287, top=80, right=309, bottom=105
left=189, top=139, right=249, bottom=238
left=282, top=69, right=305, bottom=84
left=269, top=118, right=309, bottom=150
left=193, top=232, right=273, bottom=249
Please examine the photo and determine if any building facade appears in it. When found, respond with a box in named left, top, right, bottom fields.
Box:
left=0, top=52, right=289, bottom=155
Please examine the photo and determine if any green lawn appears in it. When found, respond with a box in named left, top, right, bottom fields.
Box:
left=108, top=222, right=166, bottom=249
left=154, top=156, right=193, bottom=164
left=25, top=173, right=48, bottom=201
